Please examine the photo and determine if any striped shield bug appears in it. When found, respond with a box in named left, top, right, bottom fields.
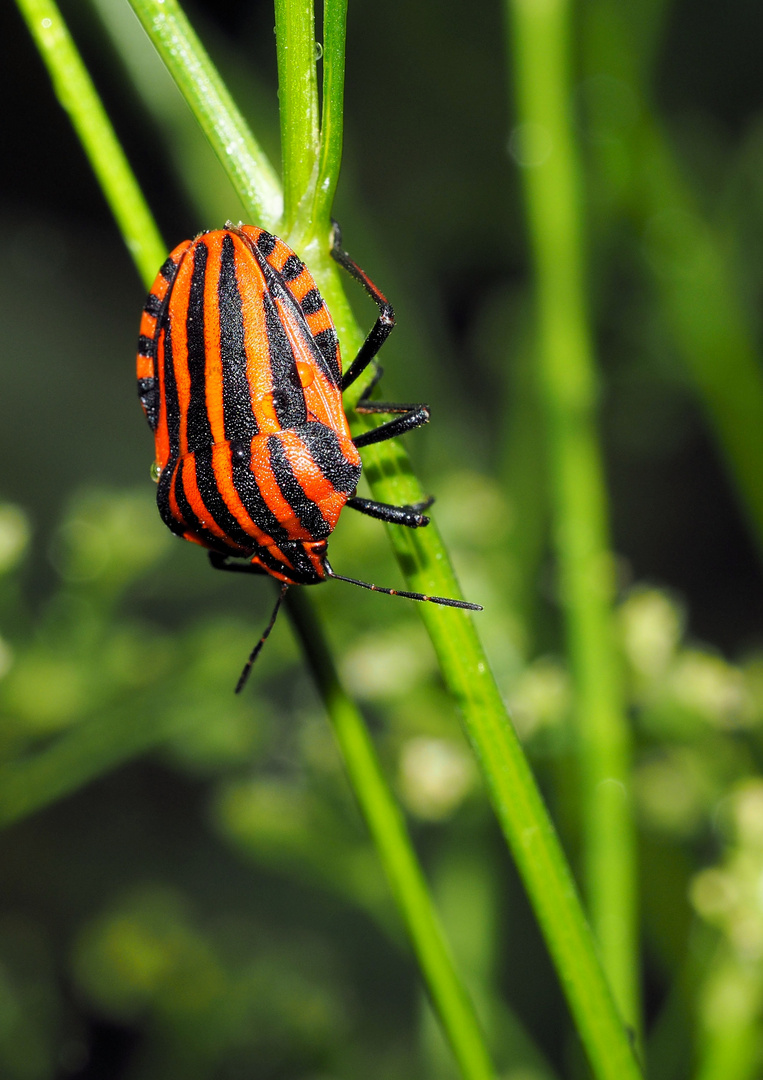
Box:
left=137, top=222, right=481, bottom=690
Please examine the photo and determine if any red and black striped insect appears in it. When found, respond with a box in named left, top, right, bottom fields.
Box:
left=137, top=222, right=481, bottom=690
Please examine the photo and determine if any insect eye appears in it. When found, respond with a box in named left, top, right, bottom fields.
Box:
left=230, top=441, right=249, bottom=464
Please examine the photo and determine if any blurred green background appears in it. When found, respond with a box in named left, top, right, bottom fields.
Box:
left=3, top=0, right=763, bottom=1077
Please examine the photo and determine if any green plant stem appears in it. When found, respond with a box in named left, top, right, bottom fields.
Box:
left=285, top=589, right=496, bottom=1080
left=506, top=0, right=640, bottom=1039
left=128, top=0, right=282, bottom=229
left=312, top=0, right=348, bottom=229
left=126, top=2, right=643, bottom=1075
left=14, top=0, right=164, bottom=285
left=274, top=0, right=321, bottom=233
left=582, top=0, right=763, bottom=567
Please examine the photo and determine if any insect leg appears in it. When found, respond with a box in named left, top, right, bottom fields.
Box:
left=351, top=368, right=431, bottom=449
left=331, top=222, right=395, bottom=391
left=208, top=552, right=268, bottom=575
left=347, top=496, right=434, bottom=528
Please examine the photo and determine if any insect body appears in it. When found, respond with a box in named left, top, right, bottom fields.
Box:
left=137, top=222, right=480, bottom=689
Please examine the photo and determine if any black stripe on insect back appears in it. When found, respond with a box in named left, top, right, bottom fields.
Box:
left=268, top=435, right=331, bottom=538
left=281, top=254, right=303, bottom=281
left=156, top=468, right=187, bottom=539
left=313, top=328, right=341, bottom=384
left=299, top=422, right=361, bottom=494
left=138, top=334, right=156, bottom=357
left=138, top=377, right=159, bottom=432
left=185, top=241, right=214, bottom=453
left=160, top=257, right=178, bottom=283
left=256, top=231, right=277, bottom=256
left=300, top=289, right=323, bottom=316
left=262, top=291, right=307, bottom=427
left=172, top=460, right=240, bottom=556
left=218, top=234, right=259, bottom=442
left=162, top=319, right=181, bottom=462
left=144, top=292, right=163, bottom=318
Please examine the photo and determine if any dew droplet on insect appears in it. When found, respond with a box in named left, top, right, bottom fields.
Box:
left=150, top=461, right=162, bottom=483
left=296, top=360, right=315, bottom=387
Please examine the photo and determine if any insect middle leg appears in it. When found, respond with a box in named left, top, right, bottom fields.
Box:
left=347, top=495, right=434, bottom=528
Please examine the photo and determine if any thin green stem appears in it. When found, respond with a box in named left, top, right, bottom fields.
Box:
left=128, top=0, right=282, bottom=229
left=506, top=0, right=640, bottom=1040
left=14, top=0, right=164, bottom=284
left=582, top=0, right=763, bottom=570
left=312, top=0, right=349, bottom=230
left=286, top=589, right=495, bottom=1080
left=274, top=0, right=321, bottom=234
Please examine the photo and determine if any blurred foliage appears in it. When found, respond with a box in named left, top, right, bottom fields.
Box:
left=3, top=0, right=763, bottom=1076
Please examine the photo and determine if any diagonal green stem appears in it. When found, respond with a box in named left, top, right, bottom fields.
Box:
left=506, top=0, right=640, bottom=1040
left=128, top=0, right=282, bottom=229
left=15, top=0, right=165, bottom=283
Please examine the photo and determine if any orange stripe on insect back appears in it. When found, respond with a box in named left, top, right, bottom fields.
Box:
left=209, top=443, right=275, bottom=549
left=179, top=454, right=233, bottom=545
left=136, top=353, right=154, bottom=381
left=169, top=252, right=194, bottom=456
left=139, top=309, right=157, bottom=341
left=249, top=435, right=313, bottom=539
left=281, top=431, right=349, bottom=531
left=201, top=232, right=227, bottom=444
left=231, top=234, right=274, bottom=428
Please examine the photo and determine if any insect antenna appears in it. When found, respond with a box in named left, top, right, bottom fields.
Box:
left=236, top=583, right=290, bottom=694
left=324, top=563, right=482, bottom=611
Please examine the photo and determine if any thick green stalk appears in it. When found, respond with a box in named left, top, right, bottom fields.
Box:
left=128, top=0, right=282, bottom=228
left=127, top=2, right=643, bottom=1074
left=506, top=0, right=640, bottom=1037
left=274, top=0, right=321, bottom=233
left=15, top=0, right=164, bottom=284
